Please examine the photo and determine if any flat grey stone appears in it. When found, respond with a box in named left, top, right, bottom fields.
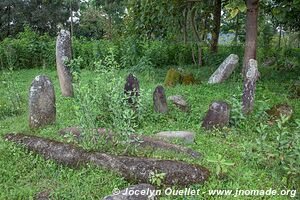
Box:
left=168, top=95, right=189, bottom=112
left=156, top=131, right=195, bottom=144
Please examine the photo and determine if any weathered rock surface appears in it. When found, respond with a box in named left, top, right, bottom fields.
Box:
left=153, top=85, right=168, bottom=113
left=266, top=103, right=293, bottom=121
left=156, top=131, right=195, bottom=144
left=202, top=101, right=230, bottom=130
left=29, top=75, right=56, bottom=129
left=56, top=29, right=73, bottom=97
left=168, top=95, right=189, bottom=112
left=58, top=127, right=201, bottom=158
left=5, top=133, right=210, bottom=186
left=242, top=59, right=259, bottom=114
left=102, top=184, right=157, bottom=200
left=124, top=74, right=139, bottom=105
left=164, top=68, right=181, bottom=87
left=208, top=54, right=239, bottom=84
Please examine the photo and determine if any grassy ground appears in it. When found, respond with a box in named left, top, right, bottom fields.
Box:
left=0, top=65, right=299, bottom=199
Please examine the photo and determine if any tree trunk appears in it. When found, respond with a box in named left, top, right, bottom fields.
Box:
left=278, top=25, right=282, bottom=49
left=242, top=0, right=259, bottom=77
left=7, top=3, right=11, bottom=37
left=234, top=14, right=239, bottom=43
left=190, top=6, right=203, bottom=66
left=69, top=0, right=74, bottom=59
left=211, top=0, right=221, bottom=53
left=183, top=8, right=188, bottom=45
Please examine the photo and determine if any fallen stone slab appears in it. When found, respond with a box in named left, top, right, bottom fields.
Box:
left=58, top=127, right=201, bottom=158
left=168, top=95, right=189, bottom=112
left=102, top=184, right=158, bottom=200
left=130, top=135, right=200, bottom=158
left=156, top=131, right=195, bottom=144
left=266, top=103, right=293, bottom=121
left=208, top=54, right=239, bottom=84
left=4, top=133, right=209, bottom=186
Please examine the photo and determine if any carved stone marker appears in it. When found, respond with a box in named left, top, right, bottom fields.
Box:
left=153, top=85, right=168, bottom=113
left=56, top=29, right=73, bottom=97
left=29, top=75, right=56, bottom=129
left=102, top=184, right=158, bottom=200
left=208, top=54, right=239, bottom=84
left=124, top=73, right=139, bottom=105
left=242, top=59, right=259, bottom=114
left=202, top=101, right=230, bottom=130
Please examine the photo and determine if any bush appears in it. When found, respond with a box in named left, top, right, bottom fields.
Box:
left=0, top=27, right=55, bottom=69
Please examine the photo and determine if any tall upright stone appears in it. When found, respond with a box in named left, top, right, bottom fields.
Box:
left=29, top=75, right=56, bottom=129
left=153, top=85, right=168, bottom=113
left=124, top=73, right=140, bottom=105
left=242, top=59, right=259, bottom=114
left=208, top=54, right=239, bottom=84
left=56, top=29, right=73, bottom=97
left=202, top=101, right=230, bottom=130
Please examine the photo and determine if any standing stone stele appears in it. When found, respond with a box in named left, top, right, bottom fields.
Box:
left=208, top=54, right=239, bottom=84
left=202, top=101, right=230, bottom=130
left=29, top=75, right=56, bottom=129
left=242, top=59, right=259, bottom=114
left=56, top=29, right=73, bottom=97
left=124, top=73, right=140, bottom=105
left=153, top=85, right=168, bottom=113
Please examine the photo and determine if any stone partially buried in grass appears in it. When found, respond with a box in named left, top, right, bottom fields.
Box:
left=156, top=131, right=195, bottom=144
left=29, top=75, right=56, bottom=129
left=168, top=95, right=189, bottom=112
left=266, top=103, right=293, bottom=121
left=202, top=101, right=230, bottom=130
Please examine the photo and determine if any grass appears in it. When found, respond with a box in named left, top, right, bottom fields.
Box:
left=0, top=65, right=299, bottom=199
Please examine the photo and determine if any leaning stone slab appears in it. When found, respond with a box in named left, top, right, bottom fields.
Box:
left=208, top=54, right=239, bottom=84
left=58, top=127, right=201, bottom=158
left=168, top=95, right=189, bottom=112
left=5, top=133, right=210, bottom=186
left=202, top=101, right=230, bottom=130
left=29, top=75, right=56, bottom=129
left=102, top=184, right=157, bottom=200
left=242, top=59, right=259, bottom=114
left=56, top=29, right=73, bottom=97
left=156, top=131, right=195, bottom=144
left=153, top=85, right=168, bottom=113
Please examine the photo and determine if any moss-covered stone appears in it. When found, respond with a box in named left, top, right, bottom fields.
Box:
left=290, top=81, right=300, bottom=98
left=182, top=74, right=196, bottom=85
left=266, top=103, right=293, bottom=121
left=164, top=68, right=182, bottom=87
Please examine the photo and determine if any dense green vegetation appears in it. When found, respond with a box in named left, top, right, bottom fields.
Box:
left=1, top=0, right=300, bottom=199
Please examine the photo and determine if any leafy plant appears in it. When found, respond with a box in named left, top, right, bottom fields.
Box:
left=207, top=154, right=235, bottom=177
left=149, top=170, right=166, bottom=187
